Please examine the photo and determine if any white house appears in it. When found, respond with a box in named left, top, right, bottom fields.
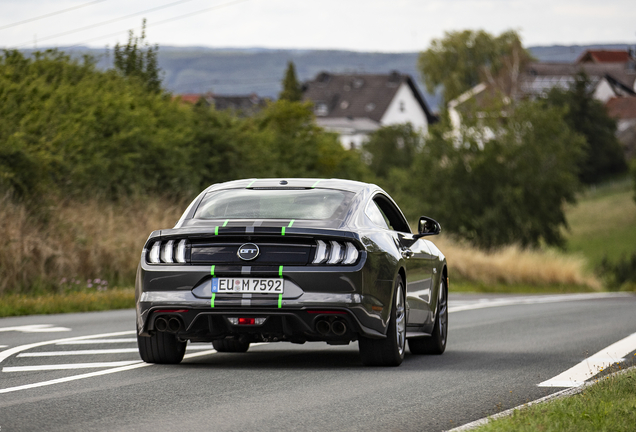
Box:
left=302, top=72, right=437, bottom=149
left=448, top=50, right=636, bottom=134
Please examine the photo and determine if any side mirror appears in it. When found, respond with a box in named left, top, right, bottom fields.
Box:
left=414, top=216, right=441, bottom=238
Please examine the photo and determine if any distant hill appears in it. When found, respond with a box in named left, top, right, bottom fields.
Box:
left=31, top=43, right=635, bottom=111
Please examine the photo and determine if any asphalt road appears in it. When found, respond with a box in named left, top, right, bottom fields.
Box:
left=1, top=292, right=635, bottom=432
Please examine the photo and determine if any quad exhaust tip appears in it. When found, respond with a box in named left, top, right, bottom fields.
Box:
left=315, top=319, right=347, bottom=336
left=154, top=315, right=183, bottom=333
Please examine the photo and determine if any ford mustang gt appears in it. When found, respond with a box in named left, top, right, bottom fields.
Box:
left=136, top=178, right=448, bottom=366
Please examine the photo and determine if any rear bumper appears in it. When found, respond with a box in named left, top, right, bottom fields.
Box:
left=136, top=257, right=391, bottom=341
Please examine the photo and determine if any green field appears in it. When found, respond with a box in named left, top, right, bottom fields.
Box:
left=564, top=178, right=636, bottom=269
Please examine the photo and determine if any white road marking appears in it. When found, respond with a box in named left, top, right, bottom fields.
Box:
left=18, top=349, right=140, bottom=357
left=0, top=349, right=216, bottom=394
left=4, top=361, right=142, bottom=372
left=448, top=292, right=632, bottom=313
left=56, top=338, right=137, bottom=345
left=17, top=345, right=212, bottom=357
left=0, top=330, right=136, bottom=364
left=538, top=332, right=636, bottom=387
left=0, top=324, right=71, bottom=333
left=0, top=345, right=7, bottom=349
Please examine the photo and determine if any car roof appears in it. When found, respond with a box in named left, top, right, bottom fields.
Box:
left=203, top=178, right=375, bottom=194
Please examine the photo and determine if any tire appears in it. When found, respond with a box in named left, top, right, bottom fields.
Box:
left=359, top=277, right=406, bottom=367
left=408, top=277, right=448, bottom=355
left=212, top=337, right=250, bottom=353
left=137, top=330, right=187, bottom=364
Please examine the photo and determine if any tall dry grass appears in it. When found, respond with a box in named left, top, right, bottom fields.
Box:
left=0, top=195, right=602, bottom=294
left=435, top=237, right=602, bottom=290
left=0, top=195, right=185, bottom=294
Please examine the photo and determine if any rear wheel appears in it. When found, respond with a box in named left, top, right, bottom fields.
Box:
left=359, top=277, right=406, bottom=366
left=137, top=330, right=187, bottom=364
left=212, top=337, right=250, bottom=353
left=408, top=277, right=448, bottom=355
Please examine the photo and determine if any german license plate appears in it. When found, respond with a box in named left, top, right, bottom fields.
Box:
left=211, top=278, right=283, bottom=294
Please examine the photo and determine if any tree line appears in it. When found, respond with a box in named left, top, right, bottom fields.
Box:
left=0, top=27, right=631, bottom=251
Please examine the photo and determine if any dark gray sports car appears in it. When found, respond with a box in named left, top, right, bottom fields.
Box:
left=136, top=178, right=448, bottom=366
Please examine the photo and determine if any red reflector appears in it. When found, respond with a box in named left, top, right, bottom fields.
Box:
left=238, top=317, right=256, bottom=325
left=307, top=310, right=347, bottom=315
left=155, top=309, right=188, bottom=313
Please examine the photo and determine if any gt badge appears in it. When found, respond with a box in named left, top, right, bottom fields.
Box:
left=237, top=243, right=260, bottom=261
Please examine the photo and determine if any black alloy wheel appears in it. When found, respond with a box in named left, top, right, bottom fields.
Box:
left=408, top=277, right=448, bottom=355
left=358, top=276, right=406, bottom=366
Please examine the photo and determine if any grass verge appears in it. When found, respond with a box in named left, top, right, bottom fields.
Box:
left=450, top=281, right=598, bottom=294
left=564, top=177, right=636, bottom=268
left=473, top=367, right=636, bottom=432
left=0, top=288, right=135, bottom=318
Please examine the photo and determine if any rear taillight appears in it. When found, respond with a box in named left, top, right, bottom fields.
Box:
left=313, top=240, right=359, bottom=265
left=147, top=239, right=189, bottom=264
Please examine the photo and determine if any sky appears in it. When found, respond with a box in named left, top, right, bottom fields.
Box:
left=1, top=0, right=635, bottom=52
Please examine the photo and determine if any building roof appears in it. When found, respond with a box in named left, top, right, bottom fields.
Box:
left=178, top=94, right=205, bottom=104
left=606, top=96, right=636, bottom=120
left=519, top=62, right=636, bottom=97
left=302, top=71, right=436, bottom=124
left=577, top=50, right=632, bottom=64
left=174, top=93, right=268, bottom=115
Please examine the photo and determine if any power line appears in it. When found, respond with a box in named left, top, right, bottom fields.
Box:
left=0, top=0, right=108, bottom=31
left=65, top=0, right=253, bottom=48
left=16, top=0, right=199, bottom=48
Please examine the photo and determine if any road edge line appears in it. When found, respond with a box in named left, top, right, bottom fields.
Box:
left=445, top=364, right=636, bottom=431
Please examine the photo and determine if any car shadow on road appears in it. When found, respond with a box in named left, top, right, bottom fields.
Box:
left=178, top=343, right=553, bottom=373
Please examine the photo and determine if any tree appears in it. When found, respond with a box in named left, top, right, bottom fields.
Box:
left=362, top=124, right=422, bottom=179
left=0, top=49, right=193, bottom=200
left=401, top=100, right=584, bottom=249
left=278, top=61, right=302, bottom=102
left=113, top=19, right=162, bottom=93
left=632, top=160, right=636, bottom=205
left=545, top=73, right=627, bottom=184
left=418, top=30, right=531, bottom=105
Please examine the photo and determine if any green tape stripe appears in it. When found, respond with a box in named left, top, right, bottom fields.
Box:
left=311, top=180, right=322, bottom=188
left=288, top=219, right=295, bottom=228
left=246, top=179, right=257, bottom=188
left=281, top=226, right=285, bottom=236
left=214, top=226, right=219, bottom=235
left=210, top=265, right=216, bottom=308
left=222, top=219, right=229, bottom=227
left=278, top=265, right=283, bottom=308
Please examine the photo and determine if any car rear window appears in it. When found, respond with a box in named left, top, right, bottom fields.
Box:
left=194, top=188, right=354, bottom=220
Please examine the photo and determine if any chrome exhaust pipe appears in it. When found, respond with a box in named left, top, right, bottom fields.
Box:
left=155, top=317, right=168, bottom=332
left=315, top=320, right=331, bottom=335
left=168, top=317, right=182, bottom=333
left=331, top=320, right=347, bottom=336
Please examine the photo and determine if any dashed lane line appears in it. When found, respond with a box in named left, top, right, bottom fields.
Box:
left=16, top=345, right=218, bottom=357
left=56, top=338, right=137, bottom=345
left=18, top=348, right=139, bottom=357
left=448, top=292, right=633, bottom=313
left=4, top=361, right=142, bottom=372
left=0, top=324, right=71, bottom=333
